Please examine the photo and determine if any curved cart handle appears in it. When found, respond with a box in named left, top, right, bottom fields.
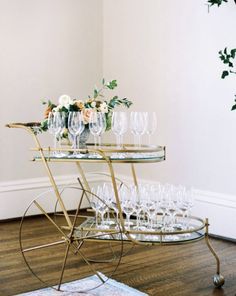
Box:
left=6, top=122, right=41, bottom=128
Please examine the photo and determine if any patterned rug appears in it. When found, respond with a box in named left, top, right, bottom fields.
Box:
left=16, top=273, right=148, bottom=296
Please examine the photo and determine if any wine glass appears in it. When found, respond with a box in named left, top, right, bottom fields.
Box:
left=90, top=189, right=100, bottom=227
left=98, top=113, right=107, bottom=148
left=146, top=112, right=157, bottom=146
left=89, top=111, right=104, bottom=157
left=68, top=111, right=85, bottom=158
left=130, top=112, right=147, bottom=157
left=112, top=112, right=128, bottom=148
left=47, top=111, right=64, bottom=157
left=102, top=183, right=115, bottom=225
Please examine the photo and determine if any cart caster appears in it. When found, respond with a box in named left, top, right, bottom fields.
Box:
left=213, top=274, right=225, bottom=288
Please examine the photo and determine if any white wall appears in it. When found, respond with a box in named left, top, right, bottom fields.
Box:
left=0, top=0, right=103, bottom=181
left=103, top=0, right=236, bottom=197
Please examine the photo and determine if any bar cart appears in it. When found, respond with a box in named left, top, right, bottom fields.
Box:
left=6, top=123, right=225, bottom=293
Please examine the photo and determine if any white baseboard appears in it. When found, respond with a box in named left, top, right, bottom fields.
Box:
left=1, top=174, right=236, bottom=240
left=115, top=175, right=236, bottom=240
left=192, top=189, right=236, bottom=239
left=0, top=174, right=103, bottom=220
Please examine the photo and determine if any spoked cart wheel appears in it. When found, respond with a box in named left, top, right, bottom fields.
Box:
left=19, top=186, right=124, bottom=293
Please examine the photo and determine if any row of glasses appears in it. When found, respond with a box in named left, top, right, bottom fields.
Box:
left=48, top=110, right=107, bottom=158
left=48, top=110, right=157, bottom=158
left=111, top=111, right=157, bottom=159
left=89, top=182, right=195, bottom=241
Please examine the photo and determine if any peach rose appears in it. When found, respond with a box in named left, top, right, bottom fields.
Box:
left=82, top=108, right=93, bottom=124
left=44, top=106, right=53, bottom=119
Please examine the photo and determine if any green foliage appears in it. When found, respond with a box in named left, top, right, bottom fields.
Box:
left=209, top=0, right=236, bottom=110
left=93, top=79, right=118, bottom=99
left=219, top=48, right=236, bottom=75
left=219, top=48, right=236, bottom=110
left=41, top=99, right=56, bottom=109
left=106, top=80, right=118, bottom=90
left=208, top=0, right=228, bottom=7
left=105, top=113, right=112, bottom=131
left=108, top=96, right=132, bottom=110
left=231, top=96, right=236, bottom=110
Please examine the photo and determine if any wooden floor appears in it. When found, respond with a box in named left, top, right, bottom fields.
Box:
left=0, top=215, right=236, bottom=296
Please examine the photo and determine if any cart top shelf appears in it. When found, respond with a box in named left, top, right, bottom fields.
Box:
left=32, top=143, right=166, bottom=164
left=6, top=122, right=166, bottom=164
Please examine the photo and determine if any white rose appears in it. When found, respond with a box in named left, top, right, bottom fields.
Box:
left=58, top=95, right=73, bottom=108
left=91, top=101, right=96, bottom=108
left=99, top=105, right=108, bottom=113
left=53, top=105, right=62, bottom=112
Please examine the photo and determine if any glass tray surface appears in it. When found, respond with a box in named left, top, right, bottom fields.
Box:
left=74, top=217, right=205, bottom=245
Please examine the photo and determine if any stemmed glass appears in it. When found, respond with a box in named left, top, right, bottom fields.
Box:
left=146, top=112, right=157, bottom=146
left=47, top=111, right=65, bottom=157
left=90, top=190, right=100, bottom=227
left=102, top=183, right=115, bottom=225
left=146, top=199, right=157, bottom=230
left=130, top=112, right=147, bottom=158
left=112, top=111, right=128, bottom=148
left=185, top=188, right=194, bottom=230
left=111, top=112, right=128, bottom=159
left=120, top=186, right=134, bottom=228
left=89, top=111, right=104, bottom=158
left=98, top=113, right=107, bottom=148
left=68, top=111, right=85, bottom=158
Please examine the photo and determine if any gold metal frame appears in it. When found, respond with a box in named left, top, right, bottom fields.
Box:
left=6, top=122, right=225, bottom=290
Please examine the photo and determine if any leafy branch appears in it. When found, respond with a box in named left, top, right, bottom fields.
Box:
left=208, top=0, right=228, bottom=7
left=208, top=0, right=236, bottom=7
left=93, top=79, right=118, bottom=99
left=219, top=47, right=236, bottom=110
left=219, top=47, right=236, bottom=78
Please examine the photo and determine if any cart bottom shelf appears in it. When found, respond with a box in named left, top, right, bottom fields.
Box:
left=74, top=217, right=205, bottom=245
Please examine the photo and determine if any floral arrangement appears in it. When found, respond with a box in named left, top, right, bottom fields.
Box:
left=40, top=79, right=132, bottom=136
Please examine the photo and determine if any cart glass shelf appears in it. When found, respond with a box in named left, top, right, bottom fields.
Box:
left=75, top=216, right=205, bottom=245
left=32, top=144, right=166, bottom=163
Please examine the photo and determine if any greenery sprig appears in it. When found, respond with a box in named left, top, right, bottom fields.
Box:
left=208, top=0, right=228, bottom=7
left=219, top=47, right=236, bottom=78
left=219, top=47, right=236, bottom=110
left=208, top=0, right=236, bottom=7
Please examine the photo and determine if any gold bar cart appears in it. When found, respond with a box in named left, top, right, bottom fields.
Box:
left=6, top=123, right=225, bottom=293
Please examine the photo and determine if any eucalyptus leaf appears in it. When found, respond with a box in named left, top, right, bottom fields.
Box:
left=231, top=103, right=236, bottom=111
left=221, top=71, right=229, bottom=79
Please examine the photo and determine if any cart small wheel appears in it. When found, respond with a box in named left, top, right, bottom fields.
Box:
left=213, top=274, right=225, bottom=288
